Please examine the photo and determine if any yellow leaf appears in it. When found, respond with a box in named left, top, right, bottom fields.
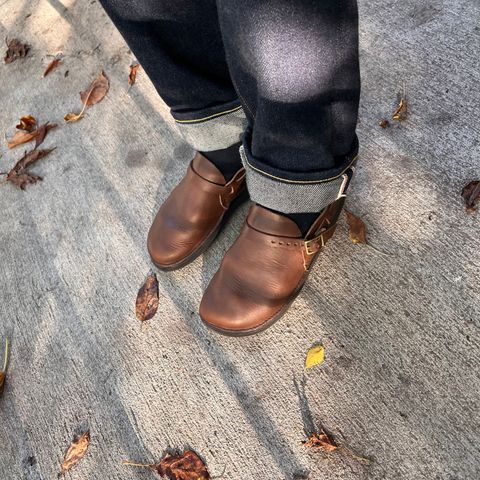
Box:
left=392, top=97, right=408, bottom=121
left=61, top=431, right=90, bottom=475
left=305, top=344, right=325, bottom=370
left=64, top=112, right=84, bottom=123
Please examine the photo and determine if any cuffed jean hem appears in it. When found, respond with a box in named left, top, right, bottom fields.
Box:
left=171, top=100, right=247, bottom=152
left=240, top=145, right=357, bottom=214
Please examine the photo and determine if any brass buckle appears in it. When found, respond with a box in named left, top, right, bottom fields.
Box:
left=304, top=230, right=326, bottom=255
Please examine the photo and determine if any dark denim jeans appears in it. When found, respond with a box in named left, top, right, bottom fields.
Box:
left=99, top=0, right=360, bottom=213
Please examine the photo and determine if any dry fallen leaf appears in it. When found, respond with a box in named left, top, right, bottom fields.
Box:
left=60, top=431, right=90, bottom=476
left=34, top=122, right=58, bottom=148
left=80, top=70, right=110, bottom=106
left=6, top=148, right=56, bottom=190
left=16, top=115, right=37, bottom=132
left=392, top=97, right=408, bottom=121
left=129, top=63, right=140, bottom=87
left=345, top=210, right=367, bottom=244
left=64, top=112, right=84, bottom=123
left=7, top=130, right=36, bottom=149
left=303, top=430, right=338, bottom=453
left=4, top=38, right=30, bottom=64
left=0, top=338, right=9, bottom=396
left=136, top=273, right=159, bottom=321
left=7, top=122, right=57, bottom=149
left=379, top=119, right=390, bottom=129
left=43, top=58, right=62, bottom=77
left=123, top=450, right=210, bottom=480
left=305, top=344, right=325, bottom=370
left=462, top=180, right=480, bottom=213
left=65, top=71, right=109, bottom=122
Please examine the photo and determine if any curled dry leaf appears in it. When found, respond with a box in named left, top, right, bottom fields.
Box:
left=65, top=71, right=109, bottom=122
left=6, top=148, right=56, bottom=190
left=4, top=38, right=30, bottom=64
left=43, top=58, right=62, bottom=77
left=7, top=122, right=57, bottom=149
left=136, top=272, right=159, bottom=321
left=123, top=449, right=210, bottom=480
left=0, top=338, right=9, bottom=396
left=7, top=130, right=36, bottom=149
left=64, top=111, right=84, bottom=123
left=305, top=344, right=325, bottom=370
left=392, top=97, right=408, bottom=121
left=345, top=210, right=367, bottom=245
left=16, top=115, right=37, bottom=132
left=461, top=180, right=480, bottom=212
left=80, top=70, right=110, bottom=106
left=303, top=430, right=338, bottom=453
left=60, top=431, right=90, bottom=476
left=129, top=63, right=140, bottom=86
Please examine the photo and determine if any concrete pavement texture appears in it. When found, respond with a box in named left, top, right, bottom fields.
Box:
left=0, top=0, right=479, bottom=479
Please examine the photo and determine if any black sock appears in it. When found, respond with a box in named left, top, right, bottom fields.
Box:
left=264, top=207, right=319, bottom=236
left=281, top=163, right=356, bottom=235
left=285, top=212, right=320, bottom=236
left=200, top=142, right=242, bottom=182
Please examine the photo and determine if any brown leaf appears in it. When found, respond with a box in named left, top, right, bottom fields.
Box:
left=135, top=272, right=159, bottom=321
left=0, top=338, right=8, bottom=396
left=128, top=63, right=140, bottom=86
left=43, top=58, right=62, bottom=77
left=379, top=119, right=390, bottom=129
left=16, top=115, right=37, bottom=132
left=303, top=430, right=338, bottom=453
left=6, top=148, right=55, bottom=190
left=462, top=180, right=480, bottom=212
left=34, top=122, right=58, bottom=148
left=65, top=71, right=109, bottom=122
left=345, top=210, right=367, bottom=244
left=7, top=123, right=57, bottom=149
left=4, top=38, right=30, bottom=64
left=123, top=450, right=210, bottom=480
left=6, top=171, right=42, bottom=189
left=158, top=450, right=210, bottom=480
left=11, top=148, right=55, bottom=172
left=7, top=130, right=37, bottom=149
left=392, top=97, right=408, bottom=121
left=80, top=70, right=109, bottom=106
left=60, top=431, right=90, bottom=475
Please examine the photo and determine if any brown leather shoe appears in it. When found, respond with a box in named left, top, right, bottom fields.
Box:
left=199, top=197, right=346, bottom=335
left=147, top=152, right=247, bottom=270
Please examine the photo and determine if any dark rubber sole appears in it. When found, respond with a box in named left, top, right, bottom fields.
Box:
left=149, top=188, right=249, bottom=272
left=200, top=254, right=321, bottom=337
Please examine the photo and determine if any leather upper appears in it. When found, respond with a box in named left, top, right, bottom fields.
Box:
left=199, top=198, right=345, bottom=333
left=147, top=152, right=246, bottom=268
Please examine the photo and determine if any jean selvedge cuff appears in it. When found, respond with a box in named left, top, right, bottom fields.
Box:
left=171, top=100, right=247, bottom=152
left=240, top=144, right=358, bottom=214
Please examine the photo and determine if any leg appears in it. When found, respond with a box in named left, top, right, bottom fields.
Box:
left=200, top=0, right=361, bottom=334
left=98, top=0, right=246, bottom=153
left=99, top=0, right=248, bottom=269
left=217, top=0, right=360, bottom=214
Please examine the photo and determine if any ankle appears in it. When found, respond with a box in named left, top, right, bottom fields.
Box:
left=200, top=142, right=242, bottom=182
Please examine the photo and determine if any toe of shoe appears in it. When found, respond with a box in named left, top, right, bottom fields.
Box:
left=199, top=280, right=281, bottom=335
left=147, top=227, right=189, bottom=269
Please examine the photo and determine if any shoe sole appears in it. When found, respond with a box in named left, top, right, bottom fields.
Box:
left=149, top=188, right=249, bottom=272
left=200, top=254, right=321, bottom=337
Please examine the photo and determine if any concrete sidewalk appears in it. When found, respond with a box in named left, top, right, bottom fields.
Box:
left=0, top=0, right=479, bottom=479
